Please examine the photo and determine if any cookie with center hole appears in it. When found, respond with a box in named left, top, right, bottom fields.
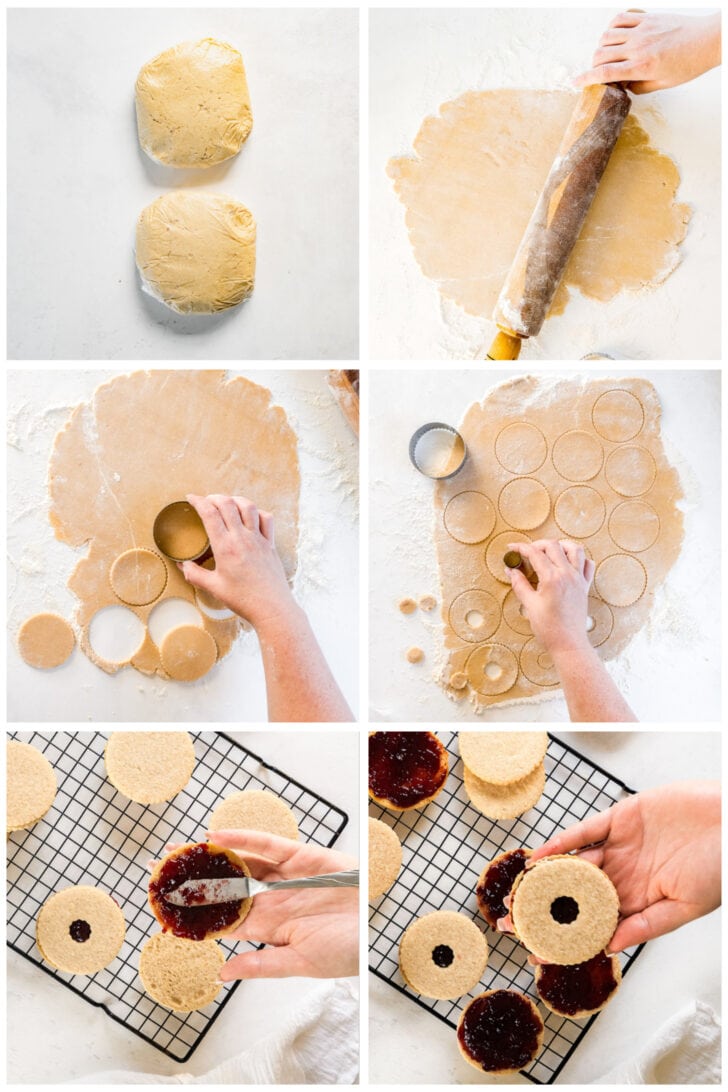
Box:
left=36, top=886, right=126, bottom=975
left=399, top=910, right=488, bottom=1000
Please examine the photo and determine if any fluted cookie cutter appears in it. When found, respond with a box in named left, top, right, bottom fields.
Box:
left=409, top=422, right=467, bottom=480
left=153, top=501, right=211, bottom=563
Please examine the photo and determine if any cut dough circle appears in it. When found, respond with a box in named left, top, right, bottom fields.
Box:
left=17, top=612, right=75, bottom=670
left=464, top=644, right=519, bottom=697
left=498, top=478, right=550, bottom=531
left=605, top=446, right=657, bottom=497
left=553, top=486, right=606, bottom=539
left=494, top=422, right=547, bottom=475
left=443, top=491, right=496, bottom=544
left=592, top=389, right=644, bottom=442
left=135, top=38, right=252, bottom=168
left=160, top=625, right=218, bottom=681
left=502, top=588, right=532, bottom=636
left=608, top=499, right=661, bottom=552
left=448, top=589, right=501, bottom=643
left=586, top=596, right=614, bottom=647
left=485, top=531, right=533, bottom=584
left=109, top=548, right=168, bottom=606
left=136, top=191, right=256, bottom=315
left=594, top=554, right=647, bottom=607
left=519, top=638, right=559, bottom=686
left=551, top=430, right=603, bottom=482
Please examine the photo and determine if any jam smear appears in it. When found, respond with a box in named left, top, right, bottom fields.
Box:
left=458, top=990, right=542, bottom=1072
left=550, top=895, right=579, bottom=924
left=537, top=951, right=619, bottom=1016
left=476, top=849, right=529, bottom=928
left=148, top=843, right=248, bottom=941
left=369, top=732, right=447, bottom=808
left=432, top=944, right=454, bottom=968
left=69, top=919, right=91, bottom=943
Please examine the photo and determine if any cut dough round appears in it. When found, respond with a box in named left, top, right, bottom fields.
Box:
left=551, top=430, right=603, bottom=481
left=464, top=762, right=545, bottom=820
left=494, top=422, right=547, bottom=475
left=459, top=731, right=548, bottom=786
left=592, top=389, right=644, bottom=442
left=136, top=191, right=256, bottom=315
left=498, top=478, right=550, bottom=531
left=553, top=486, right=606, bottom=539
left=586, top=596, right=614, bottom=647
left=519, top=638, right=559, bottom=686
left=594, top=554, right=647, bottom=607
left=135, top=38, right=252, bottom=168
left=160, top=624, right=218, bottom=681
left=502, top=588, right=532, bottom=636
left=463, top=646, right=519, bottom=697
left=17, top=612, right=75, bottom=670
left=605, top=446, right=657, bottom=497
left=209, top=790, right=299, bottom=841
left=448, top=589, right=501, bottom=643
left=109, top=548, right=168, bottom=606
left=484, top=531, right=532, bottom=584
left=443, top=491, right=496, bottom=544
left=608, top=500, right=661, bottom=552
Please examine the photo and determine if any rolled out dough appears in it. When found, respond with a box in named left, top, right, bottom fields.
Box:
left=49, top=370, right=299, bottom=679
left=433, top=376, right=683, bottom=708
left=388, top=91, right=691, bottom=323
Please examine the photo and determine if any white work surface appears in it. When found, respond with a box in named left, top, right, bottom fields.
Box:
left=7, top=730, right=358, bottom=1084
left=369, top=7, right=721, bottom=360
left=7, top=368, right=359, bottom=722
left=369, top=368, right=720, bottom=723
left=7, top=8, right=358, bottom=360
left=369, top=730, right=721, bottom=1085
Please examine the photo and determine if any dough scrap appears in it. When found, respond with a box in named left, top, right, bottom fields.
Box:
left=406, top=646, right=424, bottom=663
left=388, top=90, right=690, bottom=322
left=160, top=624, right=218, bottom=681
left=136, top=191, right=256, bottom=314
left=434, top=376, right=683, bottom=706
left=110, top=548, right=168, bottom=606
left=135, top=38, right=252, bottom=168
left=48, top=370, right=299, bottom=679
left=17, top=612, right=75, bottom=669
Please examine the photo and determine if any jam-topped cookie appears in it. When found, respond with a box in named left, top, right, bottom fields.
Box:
left=457, top=989, right=544, bottom=1074
left=476, top=848, right=531, bottom=928
left=148, top=842, right=252, bottom=941
left=369, top=731, right=448, bottom=810
left=535, top=950, right=621, bottom=1017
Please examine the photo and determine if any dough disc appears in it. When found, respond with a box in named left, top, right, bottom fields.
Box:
left=17, top=612, right=75, bottom=669
left=443, top=491, right=496, bottom=544
left=498, top=478, right=550, bottom=531
left=484, top=530, right=532, bottom=584
left=519, top=638, right=559, bottom=686
left=464, top=644, right=519, bottom=696
left=594, top=554, right=647, bottom=607
left=110, top=548, right=168, bottom=606
left=605, top=446, right=657, bottom=497
left=553, top=485, right=606, bottom=539
left=136, top=191, right=256, bottom=314
left=552, top=430, right=603, bottom=481
left=592, top=389, right=644, bottom=442
left=448, top=589, right=501, bottom=643
left=608, top=499, right=661, bottom=552
left=160, top=625, right=218, bottom=681
left=494, top=422, right=547, bottom=475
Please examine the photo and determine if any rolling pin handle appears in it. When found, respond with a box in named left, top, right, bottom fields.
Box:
left=486, top=329, right=523, bottom=361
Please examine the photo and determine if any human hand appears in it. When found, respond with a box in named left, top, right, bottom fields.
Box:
left=499, top=781, right=720, bottom=956
left=507, top=539, right=594, bottom=656
left=180, top=494, right=297, bottom=632
left=574, top=11, right=721, bottom=94
left=208, top=829, right=359, bottom=980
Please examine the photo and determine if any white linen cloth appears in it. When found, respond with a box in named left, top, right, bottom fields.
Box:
left=595, top=1000, right=720, bottom=1084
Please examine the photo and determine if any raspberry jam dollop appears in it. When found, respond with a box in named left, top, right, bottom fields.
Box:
left=69, top=919, right=91, bottom=943
left=148, top=843, right=249, bottom=941
left=458, top=990, right=543, bottom=1072
left=368, top=731, right=447, bottom=808
left=476, top=849, right=529, bottom=928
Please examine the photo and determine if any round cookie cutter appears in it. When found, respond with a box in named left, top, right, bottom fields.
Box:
left=409, top=423, right=467, bottom=480
left=153, top=501, right=211, bottom=563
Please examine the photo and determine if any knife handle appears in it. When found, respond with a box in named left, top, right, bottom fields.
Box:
left=263, top=869, right=359, bottom=892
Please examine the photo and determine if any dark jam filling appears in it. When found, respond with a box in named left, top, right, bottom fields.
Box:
left=458, top=991, right=542, bottom=1072
left=476, top=849, right=529, bottom=927
left=537, top=952, right=618, bottom=1016
left=550, top=895, right=579, bottom=924
left=368, top=732, right=447, bottom=808
left=69, top=919, right=91, bottom=943
left=149, top=843, right=248, bottom=941
left=432, top=944, right=454, bottom=968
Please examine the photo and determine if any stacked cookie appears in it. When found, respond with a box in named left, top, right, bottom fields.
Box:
left=459, top=731, right=546, bottom=819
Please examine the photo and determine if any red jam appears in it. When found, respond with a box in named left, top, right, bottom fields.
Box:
left=458, top=990, right=543, bottom=1072
left=536, top=951, right=619, bottom=1016
left=476, top=849, right=529, bottom=928
left=69, top=919, right=91, bottom=943
left=148, top=843, right=248, bottom=941
left=368, top=732, right=447, bottom=808
left=432, top=944, right=454, bottom=968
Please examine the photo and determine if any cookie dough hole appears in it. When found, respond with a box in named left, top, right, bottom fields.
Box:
left=551, top=896, right=579, bottom=924
left=484, top=662, right=503, bottom=681
left=148, top=598, right=204, bottom=647
left=586, top=615, right=595, bottom=632
left=70, top=919, right=91, bottom=943
left=465, top=610, right=485, bottom=629
left=432, top=944, right=454, bottom=968
left=88, top=606, right=146, bottom=665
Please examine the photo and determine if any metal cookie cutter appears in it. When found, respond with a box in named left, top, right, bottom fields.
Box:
left=153, top=501, right=210, bottom=563
left=409, top=422, right=467, bottom=480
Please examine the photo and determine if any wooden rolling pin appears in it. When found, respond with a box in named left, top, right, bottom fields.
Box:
left=327, top=369, right=359, bottom=436
left=487, top=84, right=631, bottom=360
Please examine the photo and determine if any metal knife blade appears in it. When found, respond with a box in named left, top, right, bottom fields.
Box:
left=164, top=877, right=254, bottom=906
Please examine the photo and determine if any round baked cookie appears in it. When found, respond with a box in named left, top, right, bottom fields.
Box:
left=148, top=842, right=252, bottom=941
left=140, top=932, right=224, bottom=1012
left=17, top=612, right=75, bottom=669
left=7, top=740, right=57, bottom=833
left=369, top=818, right=402, bottom=900
left=459, top=732, right=548, bottom=786
left=399, top=911, right=488, bottom=1000
left=457, top=990, right=544, bottom=1074
left=36, top=886, right=126, bottom=975
left=464, top=763, right=545, bottom=820
left=369, top=731, right=449, bottom=810
left=105, top=731, right=195, bottom=804
left=135, top=38, right=252, bottom=168
left=475, top=848, right=532, bottom=928
left=510, top=855, right=619, bottom=964
left=160, top=625, right=218, bottom=682
left=136, top=191, right=256, bottom=315
left=535, top=950, right=622, bottom=1018
left=208, top=790, right=299, bottom=841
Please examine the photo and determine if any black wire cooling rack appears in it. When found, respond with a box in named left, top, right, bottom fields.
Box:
left=368, top=732, right=644, bottom=1085
left=7, top=730, right=349, bottom=1063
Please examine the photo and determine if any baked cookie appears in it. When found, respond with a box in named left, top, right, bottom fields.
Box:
left=139, top=932, right=224, bottom=1012
left=148, top=842, right=252, bottom=941
left=457, top=990, right=544, bottom=1074
left=7, top=740, right=57, bottom=833
left=104, top=731, right=195, bottom=804
left=475, top=848, right=532, bottom=928
left=399, top=910, right=488, bottom=1000
left=535, top=951, right=622, bottom=1017
left=208, top=790, right=299, bottom=841
left=510, top=855, right=619, bottom=964
left=368, top=818, right=402, bottom=900
left=17, top=612, right=75, bottom=669
left=459, top=731, right=548, bottom=785
left=369, top=731, right=448, bottom=810
left=464, top=763, right=545, bottom=820
left=36, top=886, right=126, bottom=975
